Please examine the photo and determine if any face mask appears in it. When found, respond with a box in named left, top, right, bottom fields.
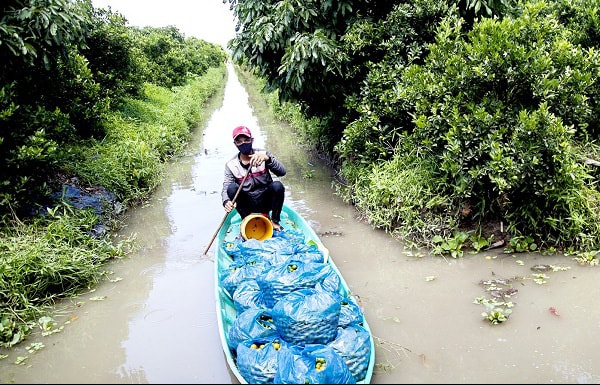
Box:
left=236, top=142, right=253, bottom=155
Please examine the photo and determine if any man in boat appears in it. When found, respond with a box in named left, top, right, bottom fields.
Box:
left=222, top=125, right=286, bottom=231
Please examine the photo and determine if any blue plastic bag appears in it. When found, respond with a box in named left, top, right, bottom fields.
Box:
left=227, top=308, right=278, bottom=352
left=274, top=344, right=356, bottom=384
left=238, top=234, right=316, bottom=265
left=236, top=336, right=286, bottom=384
left=291, top=242, right=326, bottom=263
left=338, top=297, right=364, bottom=326
left=328, top=323, right=371, bottom=382
left=220, top=257, right=270, bottom=296
left=271, top=287, right=340, bottom=345
left=232, top=279, right=267, bottom=313
left=234, top=238, right=280, bottom=263
left=258, top=259, right=340, bottom=308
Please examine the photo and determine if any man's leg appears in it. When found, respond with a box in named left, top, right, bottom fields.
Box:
left=268, top=181, right=285, bottom=225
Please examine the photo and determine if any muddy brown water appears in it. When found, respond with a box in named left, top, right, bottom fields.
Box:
left=1, top=63, right=600, bottom=384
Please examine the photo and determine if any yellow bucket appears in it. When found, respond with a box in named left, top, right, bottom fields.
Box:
left=240, top=214, right=273, bottom=241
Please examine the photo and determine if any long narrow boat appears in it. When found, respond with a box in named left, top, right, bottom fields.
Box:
left=215, top=204, right=375, bottom=384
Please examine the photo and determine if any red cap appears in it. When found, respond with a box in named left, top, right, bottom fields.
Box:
left=232, top=126, right=252, bottom=140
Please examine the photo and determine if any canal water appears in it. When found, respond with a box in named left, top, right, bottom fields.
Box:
left=1, top=62, right=599, bottom=384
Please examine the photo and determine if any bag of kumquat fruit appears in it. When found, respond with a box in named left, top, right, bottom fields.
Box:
left=274, top=343, right=355, bottom=384
left=227, top=308, right=277, bottom=352
left=271, top=287, right=340, bottom=345
left=236, top=336, right=287, bottom=384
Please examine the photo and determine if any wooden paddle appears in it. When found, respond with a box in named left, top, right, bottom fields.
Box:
left=202, top=166, right=251, bottom=256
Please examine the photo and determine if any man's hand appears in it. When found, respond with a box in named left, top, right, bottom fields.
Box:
left=224, top=200, right=235, bottom=213
left=250, top=153, right=269, bottom=167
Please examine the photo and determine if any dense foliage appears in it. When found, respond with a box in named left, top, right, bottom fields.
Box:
left=0, top=0, right=227, bottom=348
left=227, top=0, right=600, bottom=253
left=0, top=0, right=227, bottom=219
